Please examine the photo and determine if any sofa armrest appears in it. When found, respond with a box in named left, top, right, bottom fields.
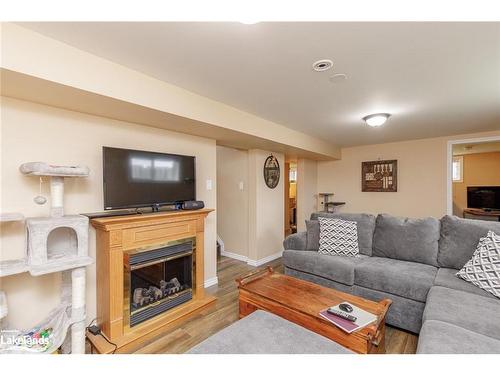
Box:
left=283, top=231, right=307, bottom=251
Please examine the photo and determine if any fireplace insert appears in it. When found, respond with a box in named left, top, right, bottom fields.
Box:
left=123, top=238, right=194, bottom=327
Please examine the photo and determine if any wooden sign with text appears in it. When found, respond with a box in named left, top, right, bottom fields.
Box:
left=362, top=160, right=398, bottom=192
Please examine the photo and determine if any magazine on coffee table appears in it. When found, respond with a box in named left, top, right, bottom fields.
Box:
left=319, top=302, right=377, bottom=334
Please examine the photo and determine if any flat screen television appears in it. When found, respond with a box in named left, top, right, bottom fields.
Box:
left=103, top=147, right=196, bottom=210
left=467, top=186, right=500, bottom=210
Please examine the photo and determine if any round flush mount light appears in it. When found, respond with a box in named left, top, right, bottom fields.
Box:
left=363, top=113, right=391, bottom=127
left=312, top=59, right=333, bottom=72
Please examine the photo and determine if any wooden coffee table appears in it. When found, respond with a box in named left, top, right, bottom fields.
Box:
left=236, top=267, right=391, bottom=354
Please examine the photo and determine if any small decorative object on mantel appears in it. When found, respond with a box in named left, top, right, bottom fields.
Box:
left=361, top=159, right=398, bottom=192
left=263, top=154, right=280, bottom=189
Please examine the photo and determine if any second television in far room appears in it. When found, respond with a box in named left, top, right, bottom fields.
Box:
left=103, top=147, right=196, bottom=211
left=467, top=186, right=500, bottom=211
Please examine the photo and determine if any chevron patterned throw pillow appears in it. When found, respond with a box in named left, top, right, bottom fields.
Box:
left=457, top=230, right=500, bottom=299
left=318, top=217, right=359, bottom=257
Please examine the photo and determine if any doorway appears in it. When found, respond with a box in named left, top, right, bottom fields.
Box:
left=284, top=162, right=297, bottom=236
left=447, top=136, right=500, bottom=221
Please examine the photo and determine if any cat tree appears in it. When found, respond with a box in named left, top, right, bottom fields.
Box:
left=0, top=162, right=92, bottom=354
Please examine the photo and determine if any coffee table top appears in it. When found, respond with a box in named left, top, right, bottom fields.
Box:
left=237, top=267, right=391, bottom=340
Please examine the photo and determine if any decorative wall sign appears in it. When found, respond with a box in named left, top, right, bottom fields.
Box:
left=362, top=160, right=398, bottom=192
left=263, top=155, right=280, bottom=189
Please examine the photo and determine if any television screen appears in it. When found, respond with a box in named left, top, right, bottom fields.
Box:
left=467, top=186, right=500, bottom=210
left=103, top=147, right=196, bottom=210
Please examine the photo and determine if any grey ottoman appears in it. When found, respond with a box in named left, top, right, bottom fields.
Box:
left=187, top=310, right=353, bottom=354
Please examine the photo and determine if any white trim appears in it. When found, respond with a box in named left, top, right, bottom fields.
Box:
left=221, top=249, right=283, bottom=267
left=446, top=135, right=500, bottom=215
left=246, top=251, right=283, bottom=267
left=220, top=249, right=249, bottom=263
left=204, top=276, right=219, bottom=288
left=217, top=235, right=225, bottom=254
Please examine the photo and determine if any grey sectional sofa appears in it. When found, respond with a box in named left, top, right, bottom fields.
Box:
left=283, top=212, right=500, bottom=354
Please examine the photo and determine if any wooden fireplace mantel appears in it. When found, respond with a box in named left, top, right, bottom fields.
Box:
left=87, top=209, right=216, bottom=353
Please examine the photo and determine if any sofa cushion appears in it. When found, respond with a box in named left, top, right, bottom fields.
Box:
left=283, top=249, right=366, bottom=286
left=372, top=214, right=440, bottom=266
left=434, top=268, right=495, bottom=299
left=456, top=230, right=500, bottom=299
left=353, top=285, right=425, bottom=333
left=318, top=217, right=359, bottom=257
left=305, top=220, right=320, bottom=250
left=423, top=286, right=500, bottom=340
left=417, top=320, right=500, bottom=354
left=310, top=212, right=376, bottom=256
left=187, top=310, right=353, bottom=354
left=354, top=256, right=437, bottom=302
left=283, top=231, right=307, bottom=251
left=438, top=215, right=500, bottom=269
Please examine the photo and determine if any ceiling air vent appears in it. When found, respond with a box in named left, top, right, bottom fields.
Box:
left=312, top=59, right=333, bottom=72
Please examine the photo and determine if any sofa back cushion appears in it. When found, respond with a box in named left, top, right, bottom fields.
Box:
left=309, top=212, right=376, bottom=256
left=438, top=215, right=500, bottom=269
left=305, top=220, right=320, bottom=251
left=372, top=214, right=440, bottom=266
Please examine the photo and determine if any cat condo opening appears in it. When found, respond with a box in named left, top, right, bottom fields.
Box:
left=19, top=162, right=93, bottom=276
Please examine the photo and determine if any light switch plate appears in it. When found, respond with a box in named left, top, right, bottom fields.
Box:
left=206, top=179, right=213, bottom=191
left=239, top=181, right=244, bottom=190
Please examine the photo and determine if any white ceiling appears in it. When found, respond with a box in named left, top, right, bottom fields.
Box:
left=18, top=22, right=500, bottom=147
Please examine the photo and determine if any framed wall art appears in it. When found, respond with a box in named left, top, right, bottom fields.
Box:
left=361, top=159, right=398, bottom=192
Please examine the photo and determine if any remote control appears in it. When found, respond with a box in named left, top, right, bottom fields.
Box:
left=327, top=307, right=357, bottom=322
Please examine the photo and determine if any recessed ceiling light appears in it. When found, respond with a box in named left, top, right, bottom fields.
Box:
left=312, top=59, right=333, bottom=72
left=363, top=113, right=391, bottom=127
left=329, top=73, right=347, bottom=82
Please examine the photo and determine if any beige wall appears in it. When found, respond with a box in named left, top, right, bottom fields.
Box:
left=248, top=150, right=285, bottom=262
left=0, top=97, right=217, bottom=328
left=453, top=151, right=500, bottom=216
left=317, top=131, right=500, bottom=219
left=216, top=146, right=248, bottom=257
left=296, top=159, right=318, bottom=231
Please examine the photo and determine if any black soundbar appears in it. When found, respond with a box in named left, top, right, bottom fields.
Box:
left=181, top=201, right=205, bottom=210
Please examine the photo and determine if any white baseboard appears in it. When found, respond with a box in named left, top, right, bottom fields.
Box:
left=246, top=251, right=283, bottom=267
left=221, top=250, right=249, bottom=263
left=204, top=276, right=219, bottom=288
left=221, top=249, right=283, bottom=267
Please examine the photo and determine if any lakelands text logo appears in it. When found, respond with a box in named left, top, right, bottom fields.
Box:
left=1, top=330, right=50, bottom=352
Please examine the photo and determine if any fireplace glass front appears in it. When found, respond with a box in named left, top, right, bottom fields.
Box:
left=124, top=239, right=194, bottom=327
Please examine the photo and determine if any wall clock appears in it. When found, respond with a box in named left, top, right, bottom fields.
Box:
left=263, top=155, right=280, bottom=189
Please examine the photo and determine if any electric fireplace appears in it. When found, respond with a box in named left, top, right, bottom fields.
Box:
left=123, top=238, right=194, bottom=328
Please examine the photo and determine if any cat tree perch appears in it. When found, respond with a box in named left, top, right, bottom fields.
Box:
left=0, top=162, right=93, bottom=354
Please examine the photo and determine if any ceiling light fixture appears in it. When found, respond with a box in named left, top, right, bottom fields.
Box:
left=312, top=59, right=333, bottom=72
left=329, top=73, right=347, bottom=82
left=363, top=113, right=391, bottom=127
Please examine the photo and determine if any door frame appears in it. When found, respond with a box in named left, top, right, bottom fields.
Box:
left=446, top=135, right=500, bottom=215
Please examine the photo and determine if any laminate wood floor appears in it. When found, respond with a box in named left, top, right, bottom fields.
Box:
left=92, top=255, right=418, bottom=354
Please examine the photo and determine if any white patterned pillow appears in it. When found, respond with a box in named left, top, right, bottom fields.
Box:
left=318, top=217, right=359, bottom=257
left=456, top=231, right=500, bottom=299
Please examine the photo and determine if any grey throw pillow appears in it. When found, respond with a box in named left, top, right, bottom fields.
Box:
left=318, top=217, right=359, bottom=257
left=305, top=220, right=320, bottom=250
left=456, top=231, right=500, bottom=299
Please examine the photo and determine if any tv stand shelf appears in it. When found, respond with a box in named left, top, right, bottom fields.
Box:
left=463, top=208, right=500, bottom=222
